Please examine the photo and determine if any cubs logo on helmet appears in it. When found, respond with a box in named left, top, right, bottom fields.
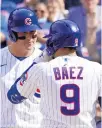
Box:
left=8, top=7, right=41, bottom=42
left=25, top=18, right=32, bottom=25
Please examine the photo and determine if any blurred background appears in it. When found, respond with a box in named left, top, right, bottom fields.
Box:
left=0, top=0, right=102, bottom=127
left=0, top=0, right=101, bottom=63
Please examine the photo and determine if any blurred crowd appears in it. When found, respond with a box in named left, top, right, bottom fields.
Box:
left=0, top=0, right=102, bottom=126
left=0, top=0, right=102, bottom=64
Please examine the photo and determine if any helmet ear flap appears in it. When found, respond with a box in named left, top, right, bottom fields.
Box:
left=46, top=38, right=55, bottom=56
left=8, top=30, right=18, bottom=42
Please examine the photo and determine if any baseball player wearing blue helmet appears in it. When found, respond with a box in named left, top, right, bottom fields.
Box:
left=44, top=19, right=82, bottom=56
left=8, top=7, right=41, bottom=42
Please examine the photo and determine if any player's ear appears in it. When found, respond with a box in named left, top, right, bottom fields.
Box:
left=46, top=38, right=55, bottom=56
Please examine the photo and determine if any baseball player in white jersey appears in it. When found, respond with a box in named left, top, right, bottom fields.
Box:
left=8, top=19, right=102, bottom=128
left=0, top=7, right=51, bottom=128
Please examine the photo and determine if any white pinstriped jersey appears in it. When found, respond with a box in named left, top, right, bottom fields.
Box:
left=16, top=55, right=102, bottom=128
left=0, top=46, right=51, bottom=128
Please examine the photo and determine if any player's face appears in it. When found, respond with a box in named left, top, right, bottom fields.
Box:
left=17, top=31, right=37, bottom=50
left=80, top=0, right=99, bottom=12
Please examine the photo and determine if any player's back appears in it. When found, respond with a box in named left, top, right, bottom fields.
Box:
left=38, top=55, right=101, bottom=128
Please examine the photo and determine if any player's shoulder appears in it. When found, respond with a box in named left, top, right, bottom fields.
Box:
left=1, top=46, right=9, bottom=56
left=32, top=61, right=49, bottom=73
left=79, top=57, right=101, bottom=67
left=87, top=59, right=101, bottom=68
left=80, top=57, right=102, bottom=75
left=34, top=47, right=42, bottom=55
left=36, top=56, right=62, bottom=69
left=33, top=49, right=52, bottom=63
left=35, top=62, right=48, bottom=69
left=1, top=46, right=8, bottom=53
left=31, top=47, right=42, bottom=58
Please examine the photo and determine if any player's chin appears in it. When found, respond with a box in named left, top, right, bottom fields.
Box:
left=27, top=45, right=34, bottom=50
left=25, top=43, right=34, bottom=50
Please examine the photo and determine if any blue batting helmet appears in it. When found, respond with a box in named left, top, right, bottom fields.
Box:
left=44, top=19, right=82, bottom=56
left=8, top=7, right=41, bottom=42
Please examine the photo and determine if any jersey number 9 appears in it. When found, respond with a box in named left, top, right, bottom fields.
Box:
left=60, top=84, right=80, bottom=116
